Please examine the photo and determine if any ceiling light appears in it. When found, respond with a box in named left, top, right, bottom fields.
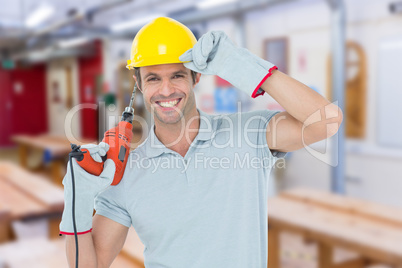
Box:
left=25, top=4, right=55, bottom=28
left=110, top=13, right=165, bottom=32
left=196, top=0, right=238, bottom=9
left=58, top=37, right=91, bottom=49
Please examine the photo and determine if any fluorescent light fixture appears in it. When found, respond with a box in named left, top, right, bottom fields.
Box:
left=110, top=13, right=165, bottom=32
left=25, top=4, right=55, bottom=28
left=196, top=0, right=238, bottom=9
left=27, top=47, right=54, bottom=61
left=58, top=37, right=91, bottom=49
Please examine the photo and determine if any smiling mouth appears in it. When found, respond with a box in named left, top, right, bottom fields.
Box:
left=156, top=98, right=182, bottom=108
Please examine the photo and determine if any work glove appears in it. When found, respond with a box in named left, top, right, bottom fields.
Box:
left=59, top=142, right=115, bottom=235
left=179, top=31, right=278, bottom=98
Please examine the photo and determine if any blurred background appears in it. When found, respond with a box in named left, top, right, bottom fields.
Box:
left=0, top=0, right=402, bottom=267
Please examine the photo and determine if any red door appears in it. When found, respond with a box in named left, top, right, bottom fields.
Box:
left=79, top=41, right=103, bottom=141
left=0, top=69, right=13, bottom=147
left=0, top=65, right=47, bottom=147
left=11, top=66, right=48, bottom=135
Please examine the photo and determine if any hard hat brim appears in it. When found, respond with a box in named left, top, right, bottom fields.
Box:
left=126, top=56, right=191, bottom=69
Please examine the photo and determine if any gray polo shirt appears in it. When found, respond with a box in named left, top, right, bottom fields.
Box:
left=95, top=109, right=286, bottom=268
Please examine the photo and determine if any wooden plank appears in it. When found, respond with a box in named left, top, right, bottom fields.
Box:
left=48, top=216, right=62, bottom=240
left=0, top=220, right=12, bottom=243
left=318, top=242, right=333, bottom=268
left=0, top=163, right=63, bottom=241
left=112, top=254, right=145, bottom=268
left=333, top=258, right=366, bottom=268
left=268, top=225, right=280, bottom=268
left=0, top=162, right=64, bottom=211
left=281, top=188, right=402, bottom=228
left=17, top=144, right=28, bottom=168
left=12, top=134, right=92, bottom=158
left=0, top=203, right=12, bottom=243
left=50, top=160, right=64, bottom=186
left=12, top=134, right=71, bottom=154
left=0, top=179, right=46, bottom=219
left=267, top=197, right=402, bottom=265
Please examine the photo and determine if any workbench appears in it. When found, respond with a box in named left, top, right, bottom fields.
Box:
left=267, top=188, right=402, bottom=267
left=11, top=134, right=91, bottom=185
left=0, top=162, right=64, bottom=242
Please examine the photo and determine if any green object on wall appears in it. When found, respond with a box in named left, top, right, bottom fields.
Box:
left=104, top=93, right=116, bottom=106
left=2, top=60, right=15, bottom=69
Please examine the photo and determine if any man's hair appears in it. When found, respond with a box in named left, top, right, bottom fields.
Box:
left=134, top=67, right=198, bottom=89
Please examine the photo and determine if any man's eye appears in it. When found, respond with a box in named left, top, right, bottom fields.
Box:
left=173, top=75, right=184, bottom=79
left=147, top=77, right=158, bottom=82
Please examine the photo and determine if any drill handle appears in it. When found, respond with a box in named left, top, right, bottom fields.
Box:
left=104, top=121, right=133, bottom=185
left=75, top=121, right=133, bottom=185
left=77, top=148, right=104, bottom=176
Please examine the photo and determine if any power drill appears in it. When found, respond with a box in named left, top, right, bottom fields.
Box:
left=67, top=83, right=137, bottom=268
left=73, top=83, right=137, bottom=185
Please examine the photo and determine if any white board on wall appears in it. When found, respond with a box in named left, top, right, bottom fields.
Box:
left=377, top=36, right=402, bottom=148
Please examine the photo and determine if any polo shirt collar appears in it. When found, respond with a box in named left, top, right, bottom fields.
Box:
left=195, top=109, right=215, bottom=141
left=144, top=109, right=214, bottom=158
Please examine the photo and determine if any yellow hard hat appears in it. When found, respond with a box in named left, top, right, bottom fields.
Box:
left=126, top=17, right=197, bottom=69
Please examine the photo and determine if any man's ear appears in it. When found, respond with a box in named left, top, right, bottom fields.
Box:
left=133, top=74, right=142, bottom=93
left=194, top=72, right=202, bottom=86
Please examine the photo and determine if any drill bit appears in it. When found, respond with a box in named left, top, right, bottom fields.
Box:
left=128, top=83, right=137, bottom=109
left=121, top=83, right=137, bottom=122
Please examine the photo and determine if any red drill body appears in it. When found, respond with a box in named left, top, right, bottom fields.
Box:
left=76, top=84, right=137, bottom=186
left=78, top=121, right=133, bottom=185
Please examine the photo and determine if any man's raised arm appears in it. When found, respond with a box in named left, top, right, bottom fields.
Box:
left=262, top=70, right=343, bottom=152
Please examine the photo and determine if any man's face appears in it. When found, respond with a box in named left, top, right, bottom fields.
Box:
left=136, top=63, right=200, bottom=125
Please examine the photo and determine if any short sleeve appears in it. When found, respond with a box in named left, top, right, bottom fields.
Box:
left=241, top=110, right=287, bottom=168
left=94, top=179, right=132, bottom=228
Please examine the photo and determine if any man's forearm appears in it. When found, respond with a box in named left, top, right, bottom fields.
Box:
left=66, top=233, right=97, bottom=268
left=261, top=70, right=342, bottom=124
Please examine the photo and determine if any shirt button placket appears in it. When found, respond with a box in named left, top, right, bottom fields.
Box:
left=184, top=153, right=197, bottom=186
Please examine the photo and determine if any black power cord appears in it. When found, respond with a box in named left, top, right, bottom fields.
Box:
left=69, top=156, right=79, bottom=268
left=68, top=144, right=86, bottom=268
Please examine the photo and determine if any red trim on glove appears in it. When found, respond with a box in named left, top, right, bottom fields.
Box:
left=59, top=228, right=93, bottom=236
left=251, top=66, right=278, bottom=98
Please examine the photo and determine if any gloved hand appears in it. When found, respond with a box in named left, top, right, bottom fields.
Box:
left=179, top=31, right=278, bottom=98
left=59, top=142, right=115, bottom=235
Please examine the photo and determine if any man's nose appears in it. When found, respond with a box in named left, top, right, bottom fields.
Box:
left=158, top=78, right=175, bottom=97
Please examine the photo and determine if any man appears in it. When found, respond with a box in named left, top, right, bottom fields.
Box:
left=60, top=17, right=343, bottom=267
